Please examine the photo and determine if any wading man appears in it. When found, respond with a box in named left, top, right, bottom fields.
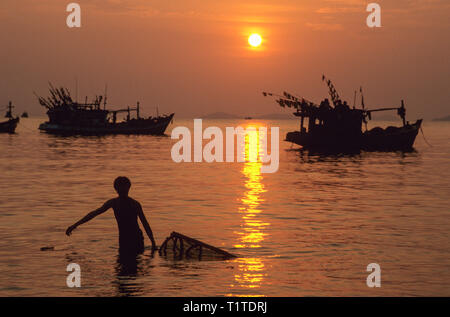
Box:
left=66, top=177, right=156, bottom=256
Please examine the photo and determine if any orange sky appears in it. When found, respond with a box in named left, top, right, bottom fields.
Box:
left=0, top=0, right=449, bottom=118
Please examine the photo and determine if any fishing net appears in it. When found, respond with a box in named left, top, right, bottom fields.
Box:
left=158, top=232, right=236, bottom=261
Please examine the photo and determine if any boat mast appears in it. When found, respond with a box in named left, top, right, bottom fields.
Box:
left=360, top=87, right=368, bottom=131
left=322, top=74, right=341, bottom=107
left=75, top=77, right=78, bottom=103
left=104, top=84, right=107, bottom=110
left=5, top=101, right=13, bottom=118
left=399, top=100, right=406, bottom=126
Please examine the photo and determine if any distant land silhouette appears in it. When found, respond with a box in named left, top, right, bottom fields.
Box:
left=200, top=112, right=294, bottom=120
left=433, top=114, right=450, bottom=121
left=202, top=112, right=240, bottom=119
left=254, top=113, right=294, bottom=120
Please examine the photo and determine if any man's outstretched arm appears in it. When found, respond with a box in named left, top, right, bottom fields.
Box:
left=66, top=199, right=113, bottom=236
left=137, top=204, right=157, bottom=250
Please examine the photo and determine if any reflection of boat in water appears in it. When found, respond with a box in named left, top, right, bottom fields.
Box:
left=0, top=102, right=19, bottom=134
left=263, top=75, right=422, bottom=152
left=37, top=84, right=174, bottom=135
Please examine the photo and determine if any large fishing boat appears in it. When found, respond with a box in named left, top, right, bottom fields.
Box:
left=0, top=102, right=20, bottom=134
left=263, top=76, right=422, bottom=152
left=37, top=85, right=174, bottom=135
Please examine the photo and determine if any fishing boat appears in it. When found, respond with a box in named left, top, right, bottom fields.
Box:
left=0, top=102, right=20, bottom=134
left=37, top=84, right=174, bottom=135
left=263, top=75, right=422, bottom=152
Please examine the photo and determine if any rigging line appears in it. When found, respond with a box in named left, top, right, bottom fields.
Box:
left=420, top=126, right=433, bottom=147
left=15, top=121, right=36, bottom=132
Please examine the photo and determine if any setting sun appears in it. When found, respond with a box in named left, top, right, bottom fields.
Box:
left=248, top=34, right=262, bottom=48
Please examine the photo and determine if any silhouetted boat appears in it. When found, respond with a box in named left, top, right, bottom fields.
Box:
left=0, top=102, right=20, bottom=134
left=21, top=112, right=28, bottom=118
left=264, top=75, right=422, bottom=152
left=36, top=84, right=174, bottom=135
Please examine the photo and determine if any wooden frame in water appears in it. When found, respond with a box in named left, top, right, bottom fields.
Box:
left=158, top=232, right=237, bottom=261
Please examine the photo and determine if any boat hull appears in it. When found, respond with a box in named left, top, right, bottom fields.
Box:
left=0, top=117, right=19, bottom=134
left=39, top=113, right=174, bottom=136
left=362, top=119, right=422, bottom=151
left=286, top=119, right=422, bottom=152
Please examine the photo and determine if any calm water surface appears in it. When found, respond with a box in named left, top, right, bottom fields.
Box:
left=0, top=118, right=449, bottom=296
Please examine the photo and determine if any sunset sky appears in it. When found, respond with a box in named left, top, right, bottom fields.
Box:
left=0, top=0, right=449, bottom=118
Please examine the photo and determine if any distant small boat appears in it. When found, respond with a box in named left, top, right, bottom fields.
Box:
left=244, top=116, right=253, bottom=120
left=0, top=117, right=19, bottom=133
left=0, top=101, right=19, bottom=134
left=21, top=112, right=29, bottom=118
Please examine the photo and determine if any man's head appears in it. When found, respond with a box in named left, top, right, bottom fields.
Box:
left=114, top=176, right=131, bottom=197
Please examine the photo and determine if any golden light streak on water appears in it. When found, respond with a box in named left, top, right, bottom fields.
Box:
left=232, top=124, right=270, bottom=294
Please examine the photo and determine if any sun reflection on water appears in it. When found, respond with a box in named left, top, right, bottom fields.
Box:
left=231, top=125, right=270, bottom=295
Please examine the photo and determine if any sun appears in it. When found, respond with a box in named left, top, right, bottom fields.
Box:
left=248, top=34, right=262, bottom=48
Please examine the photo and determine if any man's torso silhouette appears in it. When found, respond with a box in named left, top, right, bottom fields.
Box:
left=111, top=197, right=144, bottom=255
left=66, top=176, right=156, bottom=257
